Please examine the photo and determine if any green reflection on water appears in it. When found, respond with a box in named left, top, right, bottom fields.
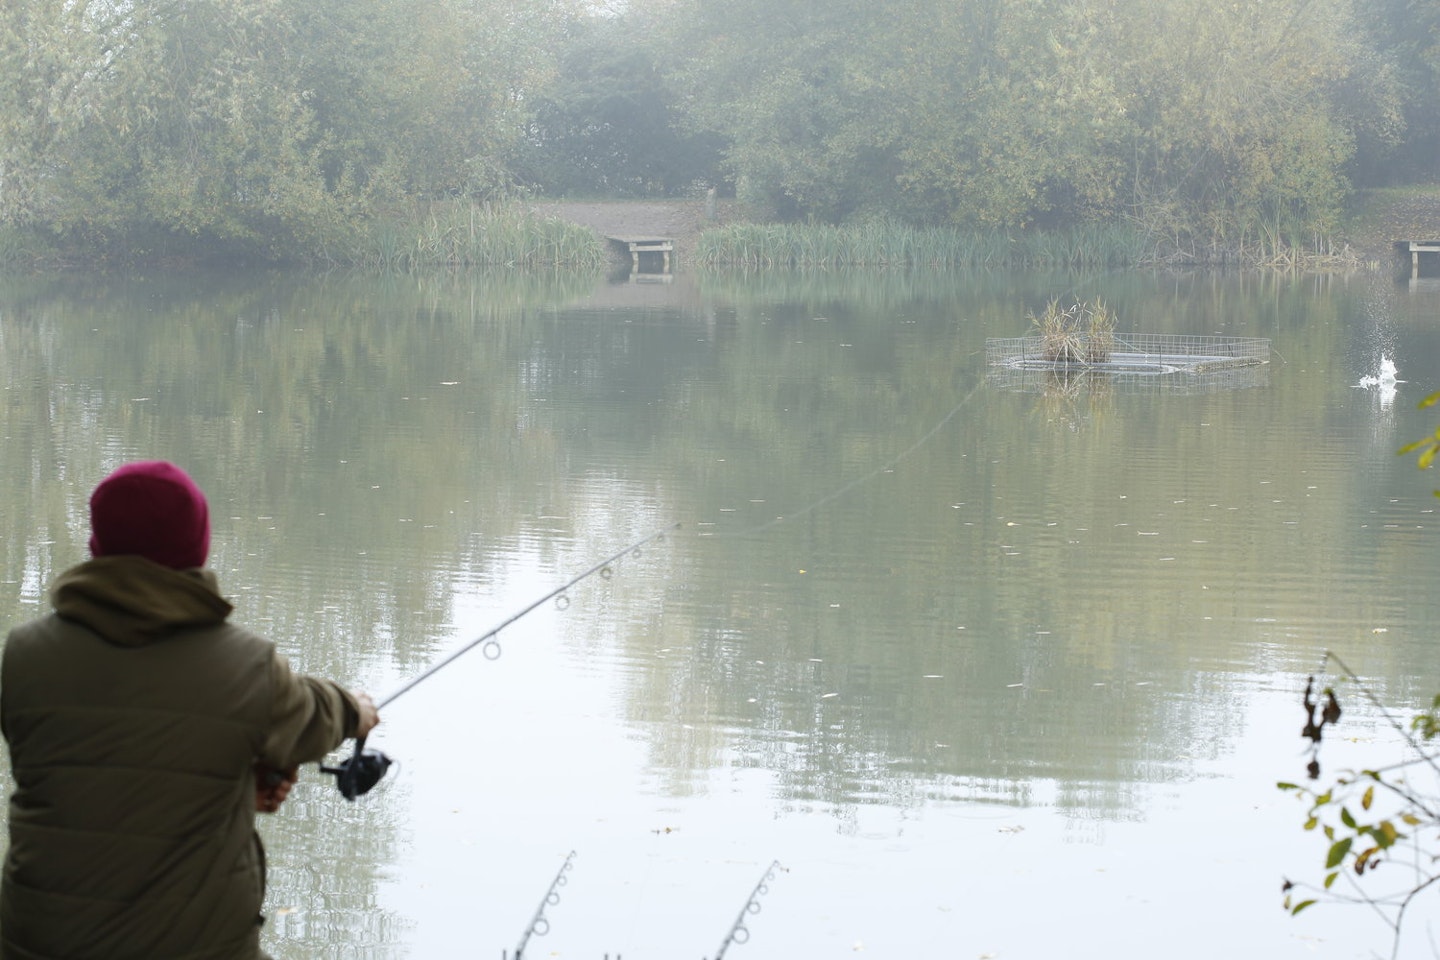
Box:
left=3, top=266, right=1440, bottom=955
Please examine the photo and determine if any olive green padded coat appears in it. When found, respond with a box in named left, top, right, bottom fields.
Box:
left=1, top=557, right=360, bottom=960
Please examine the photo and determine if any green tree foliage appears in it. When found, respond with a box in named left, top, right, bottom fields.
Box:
left=1107, top=0, right=1364, bottom=245
left=0, top=0, right=141, bottom=227
left=519, top=13, right=723, bottom=196
left=1, top=0, right=1431, bottom=260
left=0, top=0, right=582, bottom=260
left=287, top=0, right=575, bottom=204
left=885, top=0, right=1130, bottom=227
left=664, top=0, right=917, bottom=222
left=1352, top=0, right=1440, bottom=183
left=61, top=0, right=342, bottom=254
left=667, top=0, right=1395, bottom=243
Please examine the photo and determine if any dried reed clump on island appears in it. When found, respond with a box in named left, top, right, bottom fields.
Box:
left=1028, top=298, right=1117, bottom=364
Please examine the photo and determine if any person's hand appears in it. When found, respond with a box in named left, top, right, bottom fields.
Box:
left=255, top=763, right=299, bottom=814
left=353, top=690, right=380, bottom=740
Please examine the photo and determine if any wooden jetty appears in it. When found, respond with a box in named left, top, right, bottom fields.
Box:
left=1399, top=239, right=1440, bottom=281
left=606, top=235, right=673, bottom=273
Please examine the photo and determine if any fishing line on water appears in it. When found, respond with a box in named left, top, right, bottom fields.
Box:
left=331, top=354, right=989, bottom=795
left=702, top=371, right=987, bottom=540
left=733, top=277, right=1159, bottom=536
left=369, top=366, right=985, bottom=708
left=621, top=828, right=664, bottom=946
left=372, top=335, right=992, bottom=707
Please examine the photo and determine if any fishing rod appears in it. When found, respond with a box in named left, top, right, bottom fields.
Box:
left=321, top=522, right=681, bottom=800
left=513, top=850, right=576, bottom=960
left=711, top=860, right=783, bottom=960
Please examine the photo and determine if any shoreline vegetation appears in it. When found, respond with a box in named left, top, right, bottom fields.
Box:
left=0, top=202, right=611, bottom=272
left=356, top=202, right=608, bottom=271
left=691, top=220, right=1367, bottom=269
left=4, top=0, right=1432, bottom=277
left=0, top=187, right=1433, bottom=273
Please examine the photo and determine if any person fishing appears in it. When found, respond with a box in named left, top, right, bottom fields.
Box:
left=0, top=460, right=379, bottom=960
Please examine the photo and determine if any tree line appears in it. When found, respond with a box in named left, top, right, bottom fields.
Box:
left=1, top=0, right=1435, bottom=263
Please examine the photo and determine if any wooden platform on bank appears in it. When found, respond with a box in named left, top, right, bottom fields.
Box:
left=606, top=235, right=673, bottom=272
left=1398, top=239, right=1440, bottom=280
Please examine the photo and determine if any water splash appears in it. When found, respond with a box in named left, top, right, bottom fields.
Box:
left=1355, top=356, right=1402, bottom=407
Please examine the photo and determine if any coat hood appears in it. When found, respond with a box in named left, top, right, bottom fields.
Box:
left=50, top=556, right=233, bottom=647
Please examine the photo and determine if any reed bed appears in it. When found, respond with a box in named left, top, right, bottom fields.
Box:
left=1028, top=298, right=1118, bottom=364
left=694, top=223, right=1152, bottom=268
left=350, top=201, right=607, bottom=269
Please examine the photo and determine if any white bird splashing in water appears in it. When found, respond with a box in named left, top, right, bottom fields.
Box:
left=1356, top=356, right=1402, bottom=407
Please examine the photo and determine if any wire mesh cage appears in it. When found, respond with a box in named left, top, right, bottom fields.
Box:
left=985, top=362, right=1271, bottom=396
left=985, top=334, right=1271, bottom=395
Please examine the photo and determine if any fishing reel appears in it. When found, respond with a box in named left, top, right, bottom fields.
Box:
left=320, top=737, right=394, bottom=801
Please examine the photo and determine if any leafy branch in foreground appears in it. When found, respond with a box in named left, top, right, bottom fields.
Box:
left=1398, top=390, right=1440, bottom=495
left=1278, top=653, right=1440, bottom=959
left=1278, top=383, right=1440, bottom=955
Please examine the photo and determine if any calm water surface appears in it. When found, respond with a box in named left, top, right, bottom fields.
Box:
left=3, top=266, right=1440, bottom=958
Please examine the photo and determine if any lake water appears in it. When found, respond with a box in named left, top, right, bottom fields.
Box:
left=3, top=265, right=1440, bottom=959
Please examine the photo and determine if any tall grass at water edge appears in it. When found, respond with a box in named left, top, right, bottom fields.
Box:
left=352, top=201, right=607, bottom=269
left=695, top=222, right=1153, bottom=268
left=1029, top=298, right=1117, bottom=364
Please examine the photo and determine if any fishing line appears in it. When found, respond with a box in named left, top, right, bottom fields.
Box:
left=705, top=373, right=986, bottom=539
left=713, top=272, right=1223, bottom=540
left=326, top=340, right=983, bottom=798
left=327, top=319, right=1051, bottom=796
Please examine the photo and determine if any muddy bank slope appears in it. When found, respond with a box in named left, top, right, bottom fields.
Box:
left=528, top=199, right=734, bottom=264
left=1347, top=188, right=1440, bottom=264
